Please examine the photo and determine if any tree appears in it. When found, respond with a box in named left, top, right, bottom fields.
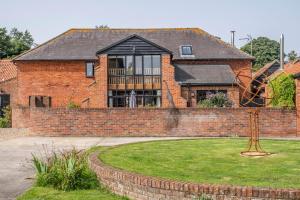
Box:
left=288, top=50, right=298, bottom=62
left=241, top=37, right=280, bottom=71
left=0, top=27, right=34, bottom=59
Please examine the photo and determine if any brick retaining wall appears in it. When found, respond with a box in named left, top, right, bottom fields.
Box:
left=89, top=151, right=300, bottom=200
left=12, top=107, right=296, bottom=137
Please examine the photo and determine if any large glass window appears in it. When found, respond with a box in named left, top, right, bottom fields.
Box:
left=108, top=55, right=162, bottom=107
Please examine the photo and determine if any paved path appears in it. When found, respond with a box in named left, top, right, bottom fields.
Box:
left=0, top=136, right=184, bottom=200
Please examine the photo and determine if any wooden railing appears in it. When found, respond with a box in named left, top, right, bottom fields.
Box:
left=109, top=76, right=161, bottom=90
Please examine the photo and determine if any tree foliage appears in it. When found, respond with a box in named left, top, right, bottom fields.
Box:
left=269, top=74, right=295, bottom=108
left=288, top=50, right=298, bottom=62
left=240, top=37, right=280, bottom=71
left=0, top=27, right=34, bottom=58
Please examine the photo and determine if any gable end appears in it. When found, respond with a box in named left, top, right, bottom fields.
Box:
left=96, top=34, right=172, bottom=55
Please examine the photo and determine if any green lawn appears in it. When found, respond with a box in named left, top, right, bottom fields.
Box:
left=100, top=139, right=300, bottom=189
left=17, top=187, right=129, bottom=200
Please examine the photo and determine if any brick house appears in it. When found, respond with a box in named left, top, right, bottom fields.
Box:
left=0, top=60, right=17, bottom=115
left=13, top=28, right=253, bottom=108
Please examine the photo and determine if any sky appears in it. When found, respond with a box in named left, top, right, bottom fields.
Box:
left=1, top=0, right=299, bottom=54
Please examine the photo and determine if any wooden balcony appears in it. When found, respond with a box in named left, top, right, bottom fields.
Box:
left=109, top=76, right=161, bottom=90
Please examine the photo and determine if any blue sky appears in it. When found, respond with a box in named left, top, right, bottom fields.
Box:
left=1, top=0, right=299, bottom=54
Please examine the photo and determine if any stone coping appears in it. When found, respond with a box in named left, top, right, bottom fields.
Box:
left=89, top=150, right=300, bottom=200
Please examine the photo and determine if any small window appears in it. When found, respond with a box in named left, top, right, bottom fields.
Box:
left=181, top=45, right=193, bottom=56
left=86, top=62, right=94, bottom=77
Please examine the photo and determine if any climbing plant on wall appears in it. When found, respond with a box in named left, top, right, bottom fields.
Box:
left=269, top=74, right=295, bottom=108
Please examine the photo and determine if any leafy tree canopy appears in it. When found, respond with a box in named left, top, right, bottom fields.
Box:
left=0, top=27, right=34, bottom=59
left=287, top=50, right=298, bottom=62
left=240, top=37, right=280, bottom=71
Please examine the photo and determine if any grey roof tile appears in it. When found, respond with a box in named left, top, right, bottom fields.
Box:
left=175, top=64, right=237, bottom=85
left=15, top=28, right=254, bottom=61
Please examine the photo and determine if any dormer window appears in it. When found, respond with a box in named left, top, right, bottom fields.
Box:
left=181, top=45, right=193, bottom=56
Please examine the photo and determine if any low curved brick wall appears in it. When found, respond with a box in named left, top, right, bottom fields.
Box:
left=89, top=152, right=300, bottom=200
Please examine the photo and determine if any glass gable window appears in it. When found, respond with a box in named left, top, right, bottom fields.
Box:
left=86, top=62, right=94, bottom=77
left=181, top=45, right=193, bottom=56
left=108, top=55, right=162, bottom=107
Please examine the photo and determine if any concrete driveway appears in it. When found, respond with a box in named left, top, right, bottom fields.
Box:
left=0, top=136, right=183, bottom=200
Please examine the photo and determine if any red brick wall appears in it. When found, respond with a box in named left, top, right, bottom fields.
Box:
left=0, top=78, right=17, bottom=106
left=12, top=107, right=296, bottom=137
left=162, top=55, right=186, bottom=108
left=89, top=152, right=300, bottom=200
left=15, top=61, right=96, bottom=107
left=181, top=85, right=240, bottom=107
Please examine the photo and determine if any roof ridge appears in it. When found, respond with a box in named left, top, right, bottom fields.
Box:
left=191, top=28, right=254, bottom=60
left=68, top=27, right=201, bottom=31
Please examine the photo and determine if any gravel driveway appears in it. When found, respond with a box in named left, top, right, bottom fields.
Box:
left=0, top=135, right=182, bottom=200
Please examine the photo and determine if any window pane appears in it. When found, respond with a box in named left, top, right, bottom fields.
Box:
left=126, top=56, right=133, bottom=75
left=182, top=46, right=192, bottom=55
left=108, top=57, right=117, bottom=68
left=152, top=55, right=161, bottom=75
left=86, top=62, right=94, bottom=77
left=116, top=56, right=125, bottom=68
left=144, top=55, right=152, bottom=75
left=135, top=56, right=142, bottom=75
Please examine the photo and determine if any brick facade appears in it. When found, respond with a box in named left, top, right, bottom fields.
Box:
left=15, top=61, right=96, bottom=107
left=12, top=107, right=296, bottom=137
left=0, top=78, right=17, bottom=107
left=14, top=58, right=251, bottom=109
left=89, top=152, right=300, bottom=200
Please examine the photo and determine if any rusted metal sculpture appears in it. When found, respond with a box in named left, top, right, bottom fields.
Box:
left=234, top=72, right=273, bottom=156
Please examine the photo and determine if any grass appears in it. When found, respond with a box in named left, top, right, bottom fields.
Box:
left=17, top=146, right=128, bottom=200
left=99, top=138, right=300, bottom=189
left=17, top=186, right=129, bottom=200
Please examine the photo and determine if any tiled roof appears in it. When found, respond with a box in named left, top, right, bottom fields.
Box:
left=14, top=28, right=254, bottom=61
left=175, top=64, right=236, bottom=85
left=253, top=60, right=280, bottom=80
left=0, top=60, right=17, bottom=83
left=284, top=59, right=300, bottom=75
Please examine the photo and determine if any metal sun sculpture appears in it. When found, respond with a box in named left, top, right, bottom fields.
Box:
left=234, top=72, right=274, bottom=157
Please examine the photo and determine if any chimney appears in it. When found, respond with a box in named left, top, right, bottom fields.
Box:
left=230, top=31, right=236, bottom=47
left=280, top=34, right=284, bottom=70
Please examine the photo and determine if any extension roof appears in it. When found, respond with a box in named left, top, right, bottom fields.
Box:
left=0, top=60, right=17, bottom=83
left=14, top=28, right=254, bottom=61
left=175, top=64, right=236, bottom=86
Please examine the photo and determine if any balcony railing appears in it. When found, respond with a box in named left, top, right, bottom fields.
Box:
left=109, top=76, right=161, bottom=90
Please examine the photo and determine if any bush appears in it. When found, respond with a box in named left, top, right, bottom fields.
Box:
left=269, top=74, right=295, bottom=108
left=0, top=106, right=12, bottom=128
left=197, top=92, right=232, bottom=108
left=32, top=148, right=99, bottom=191
left=66, top=101, right=80, bottom=109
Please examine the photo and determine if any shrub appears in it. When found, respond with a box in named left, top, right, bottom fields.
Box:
left=0, top=106, right=12, bottom=128
left=32, top=148, right=99, bottom=191
left=66, top=101, right=80, bottom=109
left=269, top=74, right=295, bottom=108
left=197, top=92, right=232, bottom=108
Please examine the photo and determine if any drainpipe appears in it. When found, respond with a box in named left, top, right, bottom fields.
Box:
left=280, top=34, right=284, bottom=70
left=230, top=31, right=236, bottom=47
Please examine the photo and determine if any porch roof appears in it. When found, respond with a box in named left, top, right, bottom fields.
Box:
left=175, top=64, right=237, bottom=86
